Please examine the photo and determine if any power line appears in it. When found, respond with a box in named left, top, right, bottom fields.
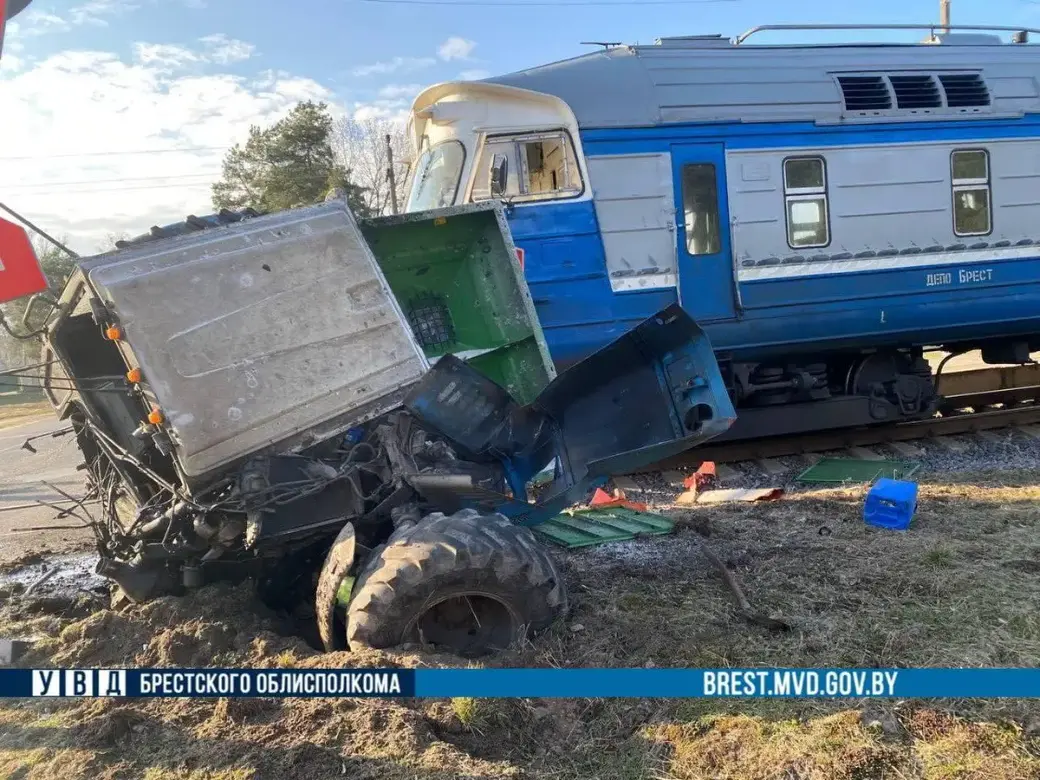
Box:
left=7, top=181, right=215, bottom=196
left=357, top=0, right=735, bottom=5
left=0, top=146, right=228, bottom=161
left=5, top=172, right=220, bottom=189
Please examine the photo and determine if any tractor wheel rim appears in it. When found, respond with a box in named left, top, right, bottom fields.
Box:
left=409, top=590, right=519, bottom=657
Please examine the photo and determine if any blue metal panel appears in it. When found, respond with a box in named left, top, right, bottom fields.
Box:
left=404, top=305, right=735, bottom=526
left=505, top=117, right=1040, bottom=371
left=505, top=200, right=678, bottom=367
left=670, top=144, right=737, bottom=322
left=581, top=114, right=1040, bottom=155
left=739, top=257, right=1033, bottom=309
left=706, top=283, right=1040, bottom=359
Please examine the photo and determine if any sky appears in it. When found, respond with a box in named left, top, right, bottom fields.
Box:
left=2, top=0, right=1040, bottom=252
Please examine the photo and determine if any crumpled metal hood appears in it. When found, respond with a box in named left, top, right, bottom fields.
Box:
left=85, top=201, right=428, bottom=483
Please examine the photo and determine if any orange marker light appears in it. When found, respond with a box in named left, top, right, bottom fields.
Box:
left=147, top=408, right=164, bottom=425
left=126, top=368, right=142, bottom=384
left=434, top=217, right=447, bottom=226
left=104, top=326, right=122, bottom=341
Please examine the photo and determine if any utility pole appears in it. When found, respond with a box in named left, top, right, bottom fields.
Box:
left=940, top=0, right=951, bottom=34
left=385, top=134, right=399, bottom=215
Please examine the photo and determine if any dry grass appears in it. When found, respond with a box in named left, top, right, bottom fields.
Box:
left=0, top=399, right=52, bottom=430
left=2, top=468, right=1040, bottom=778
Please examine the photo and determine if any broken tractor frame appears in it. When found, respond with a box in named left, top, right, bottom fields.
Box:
left=5, top=200, right=735, bottom=656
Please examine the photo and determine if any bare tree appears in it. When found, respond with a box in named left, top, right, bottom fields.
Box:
left=331, top=117, right=412, bottom=216
left=99, top=231, right=131, bottom=251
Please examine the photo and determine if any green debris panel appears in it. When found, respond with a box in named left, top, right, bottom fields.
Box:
left=795, top=457, right=921, bottom=485
left=361, top=205, right=555, bottom=406
left=335, top=575, right=356, bottom=608
left=536, top=507, right=675, bottom=549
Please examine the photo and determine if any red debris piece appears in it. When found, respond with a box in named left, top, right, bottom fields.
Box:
left=588, top=486, right=647, bottom=512
left=683, top=461, right=717, bottom=491
left=0, top=218, right=47, bottom=304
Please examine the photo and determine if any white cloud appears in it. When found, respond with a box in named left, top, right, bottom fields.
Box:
left=351, top=37, right=477, bottom=79
left=69, top=0, right=140, bottom=27
left=437, top=36, right=475, bottom=61
left=20, top=0, right=201, bottom=36
left=21, top=11, right=71, bottom=33
left=0, top=42, right=335, bottom=252
left=377, top=83, right=420, bottom=100
left=351, top=99, right=410, bottom=122
left=458, top=69, right=489, bottom=81
left=25, top=0, right=142, bottom=32
left=351, top=56, right=436, bottom=78
left=1, top=21, right=25, bottom=72
left=132, top=42, right=200, bottom=68
left=199, top=33, right=255, bottom=65
left=1, top=52, right=24, bottom=72
left=131, top=35, right=255, bottom=71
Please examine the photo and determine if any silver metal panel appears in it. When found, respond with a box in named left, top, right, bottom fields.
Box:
left=728, top=137, right=1040, bottom=281
left=484, top=40, right=1040, bottom=129
left=86, top=201, right=428, bottom=481
left=586, top=153, right=677, bottom=289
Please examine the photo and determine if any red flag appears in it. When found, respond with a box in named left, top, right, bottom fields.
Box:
left=0, top=217, right=47, bottom=304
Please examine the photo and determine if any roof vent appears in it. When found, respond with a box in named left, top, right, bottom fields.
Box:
left=934, top=33, right=1004, bottom=45
left=654, top=35, right=731, bottom=48
left=837, top=75, right=892, bottom=111
left=938, top=73, right=991, bottom=107
left=889, top=74, right=942, bottom=109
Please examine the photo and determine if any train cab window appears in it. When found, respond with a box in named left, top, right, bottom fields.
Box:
left=951, top=149, right=991, bottom=236
left=405, top=140, right=466, bottom=212
left=681, top=164, right=721, bottom=255
left=783, top=156, right=830, bottom=248
left=471, top=131, right=583, bottom=203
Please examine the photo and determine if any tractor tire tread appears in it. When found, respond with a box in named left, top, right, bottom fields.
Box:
left=346, top=510, right=567, bottom=652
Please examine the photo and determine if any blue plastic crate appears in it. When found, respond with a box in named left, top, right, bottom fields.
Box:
left=863, top=478, right=918, bottom=531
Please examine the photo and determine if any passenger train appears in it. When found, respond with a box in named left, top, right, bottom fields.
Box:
left=404, top=24, right=1040, bottom=439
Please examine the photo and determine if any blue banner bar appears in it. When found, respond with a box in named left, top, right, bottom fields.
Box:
left=6, top=668, right=1040, bottom=698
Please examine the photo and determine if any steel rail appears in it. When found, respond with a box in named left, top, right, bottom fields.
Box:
left=642, top=392, right=1040, bottom=472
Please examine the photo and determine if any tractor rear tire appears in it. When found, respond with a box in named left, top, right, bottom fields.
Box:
left=346, top=509, right=568, bottom=656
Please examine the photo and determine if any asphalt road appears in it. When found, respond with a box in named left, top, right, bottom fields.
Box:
left=0, top=414, right=93, bottom=564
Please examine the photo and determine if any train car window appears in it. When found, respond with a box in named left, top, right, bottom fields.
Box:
left=951, top=149, right=991, bottom=236
left=681, top=164, right=721, bottom=255
left=470, top=131, right=583, bottom=203
left=783, top=156, right=829, bottom=248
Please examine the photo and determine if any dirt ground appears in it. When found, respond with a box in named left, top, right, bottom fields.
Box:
left=2, top=469, right=1040, bottom=779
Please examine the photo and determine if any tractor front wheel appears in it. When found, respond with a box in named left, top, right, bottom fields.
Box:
left=346, top=509, right=567, bottom=657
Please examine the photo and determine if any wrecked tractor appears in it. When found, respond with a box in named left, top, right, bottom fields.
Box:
left=29, top=199, right=734, bottom=655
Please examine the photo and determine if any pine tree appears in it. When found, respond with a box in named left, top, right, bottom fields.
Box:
left=212, top=101, right=370, bottom=216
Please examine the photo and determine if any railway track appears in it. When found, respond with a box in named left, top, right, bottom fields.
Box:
left=639, top=362, right=1040, bottom=473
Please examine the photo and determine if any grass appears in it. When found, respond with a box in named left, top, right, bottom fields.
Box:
left=0, top=397, right=52, bottom=429
left=450, top=697, right=482, bottom=728
left=2, top=469, right=1040, bottom=778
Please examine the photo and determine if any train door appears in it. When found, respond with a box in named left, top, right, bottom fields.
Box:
left=671, top=144, right=737, bottom=322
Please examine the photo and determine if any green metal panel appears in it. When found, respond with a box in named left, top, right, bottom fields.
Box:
left=536, top=507, right=675, bottom=549
left=360, top=203, right=555, bottom=405
left=794, top=457, right=921, bottom=484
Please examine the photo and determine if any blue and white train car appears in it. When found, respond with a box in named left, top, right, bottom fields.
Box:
left=404, top=24, right=1040, bottom=438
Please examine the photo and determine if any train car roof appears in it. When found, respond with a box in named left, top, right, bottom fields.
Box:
left=481, top=30, right=1040, bottom=129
